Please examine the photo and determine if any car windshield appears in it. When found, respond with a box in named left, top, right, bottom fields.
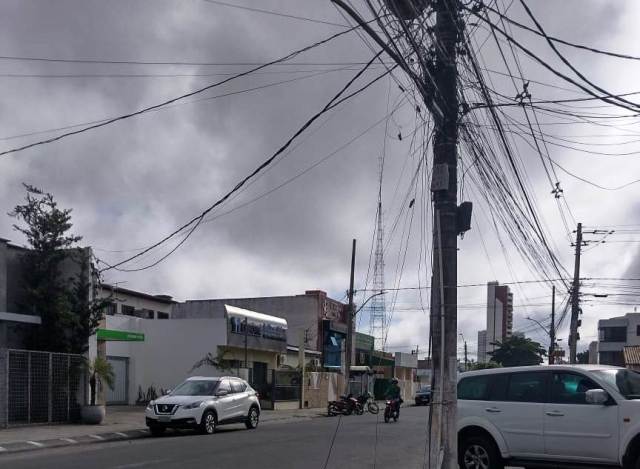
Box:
left=171, top=379, right=219, bottom=396
left=419, top=387, right=431, bottom=392
left=592, top=369, right=640, bottom=399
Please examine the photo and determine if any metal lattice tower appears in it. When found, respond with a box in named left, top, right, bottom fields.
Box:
left=369, top=156, right=386, bottom=351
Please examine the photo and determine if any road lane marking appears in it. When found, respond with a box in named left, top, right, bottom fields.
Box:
left=88, top=434, right=104, bottom=440
left=114, top=432, right=128, bottom=437
left=0, top=446, right=6, bottom=452
left=26, top=441, right=45, bottom=447
left=61, top=438, right=77, bottom=444
left=111, top=459, right=168, bottom=468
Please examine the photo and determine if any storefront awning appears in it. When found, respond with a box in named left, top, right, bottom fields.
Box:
left=225, top=305, right=287, bottom=329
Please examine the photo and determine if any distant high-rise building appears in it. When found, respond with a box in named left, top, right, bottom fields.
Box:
left=485, top=281, right=514, bottom=358
left=477, top=330, right=487, bottom=363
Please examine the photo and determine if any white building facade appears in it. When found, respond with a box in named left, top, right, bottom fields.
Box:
left=597, top=313, right=640, bottom=366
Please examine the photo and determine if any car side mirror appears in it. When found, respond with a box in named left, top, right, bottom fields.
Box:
left=164, top=389, right=172, bottom=395
left=586, top=389, right=608, bottom=405
left=216, top=389, right=229, bottom=397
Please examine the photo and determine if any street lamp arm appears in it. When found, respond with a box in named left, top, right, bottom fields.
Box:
left=525, top=316, right=550, bottom=336
left=353, top=291, right=388, bottom=317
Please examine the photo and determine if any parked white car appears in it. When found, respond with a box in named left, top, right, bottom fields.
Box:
left=145, top=376, right=260, bottom=436
left=457, top=364, right=640, bottom=469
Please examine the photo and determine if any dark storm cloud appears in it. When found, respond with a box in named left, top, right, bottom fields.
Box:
left=0, top=0, right=639, bottom=352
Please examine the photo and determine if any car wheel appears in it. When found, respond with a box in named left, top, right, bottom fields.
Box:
left=327, top=403, right=338, bottom=416
left=245, top=407, right=260, bottom=429
left=200, top=410, right=217, bottom=435
left=459, top=435, right=503, bottom=469
left=149, top=425, right=165, bottom=437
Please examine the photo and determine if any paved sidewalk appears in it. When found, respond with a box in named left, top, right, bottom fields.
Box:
left=0, top=406, right=325, bottom=454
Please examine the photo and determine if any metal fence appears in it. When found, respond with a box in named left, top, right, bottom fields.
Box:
left=2, top=349, right=85, bottom=427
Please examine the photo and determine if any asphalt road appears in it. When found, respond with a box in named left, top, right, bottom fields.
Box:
left=1, top=406, right=432, bottom=469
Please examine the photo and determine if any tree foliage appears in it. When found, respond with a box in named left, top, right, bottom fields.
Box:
left=576, top=350, right=589, bottom=364
left=86, top=356, right=115, bottom=406
left=488, top=335, right=547, bottom=367
left=10, top=184, right=106, bottom=354
left=467, top=361, right=502, bottom=371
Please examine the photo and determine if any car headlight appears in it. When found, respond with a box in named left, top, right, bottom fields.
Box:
left=146, top=401, right=155, bottom=410
left=183, top=401, right=205, bottom=410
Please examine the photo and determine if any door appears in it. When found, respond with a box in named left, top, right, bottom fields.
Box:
left=215, top=379, right=235, bottom=421
left=230, top=379, right=249, bottom=418
left=544, top=372, right=619, bottom=463
left=106, top=357, right=129, bottom=405
left=489, top=371, right=548, bottom=458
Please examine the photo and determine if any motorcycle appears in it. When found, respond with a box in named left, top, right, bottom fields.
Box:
left=327, top=394, right=363, bottom=416
left=383, top=398, right=401, bottom=423
left=356, top=392, right=379, bottom=414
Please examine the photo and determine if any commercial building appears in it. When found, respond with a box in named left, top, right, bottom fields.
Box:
left=480, top=281, right=513, bottom=361
left=98, top=284, right=175, bottom=319
left=597, top=313, right=640, bottom=366
left=0, top=238, right=91, bottom=349
left=93, top=304, right=290, bottom=408
left=172, top=290, right=351, bottom=371
left=477, top=330, right=487, bottom=363
left=589, top=341, right=599, bottom=364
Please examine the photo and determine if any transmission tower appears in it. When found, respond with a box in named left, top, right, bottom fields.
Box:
left=369, top=155, right=387, bottom=351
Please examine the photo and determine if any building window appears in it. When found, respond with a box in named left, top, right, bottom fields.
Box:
left=146, top=310, right=155, bottom=319
left=599, top=351, right=625, bottom=367
left=121, top=305, right=135, bottom=317
left=157, top=312, right=169, bottom=319
left=637, top=325, right=640, bottom=336
left=103, top=302, right=117, bottom=316
left=599, top=326, right=627, bottom=342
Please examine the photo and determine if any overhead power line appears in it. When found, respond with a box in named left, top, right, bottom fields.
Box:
left=0, top=25, right=366, bottom=158
left=200, top=0, right=349, bottom=28
left=99, top=51, right=392, bottom=272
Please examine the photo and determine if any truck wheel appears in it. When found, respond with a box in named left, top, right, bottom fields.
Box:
left=459, top=435, right=503, bottom=469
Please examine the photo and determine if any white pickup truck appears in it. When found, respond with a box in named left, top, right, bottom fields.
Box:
left=457, top=364, right=640, bottom=469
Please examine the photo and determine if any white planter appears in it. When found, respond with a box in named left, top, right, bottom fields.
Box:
left=81, top=405, right=106, bottom=424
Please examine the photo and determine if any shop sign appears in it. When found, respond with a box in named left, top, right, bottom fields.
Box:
left=229, top=316, right=286, bottom=342
left=96, top=328, right=145, bottom=342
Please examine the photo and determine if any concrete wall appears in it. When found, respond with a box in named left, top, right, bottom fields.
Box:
left=104, top=316, right=228, bottom=404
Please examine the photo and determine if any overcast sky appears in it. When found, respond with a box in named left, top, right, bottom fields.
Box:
left=1, top=0, right=639, bottom=360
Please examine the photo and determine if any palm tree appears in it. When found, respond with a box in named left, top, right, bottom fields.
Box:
left=87, top=357, right=115, bottom=406
left=488, top=335, right=546, bottom=367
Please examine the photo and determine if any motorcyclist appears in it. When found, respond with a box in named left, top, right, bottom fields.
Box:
left=385, top=378, right=402, bottom=416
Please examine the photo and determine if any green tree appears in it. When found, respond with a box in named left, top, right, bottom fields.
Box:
left=576, top=350, right=589, bottom=364
left=488, top=335, right=546, bottom=367
left=10, top=184, right=105, bottom=354
left=466, top=361, right=501, bottom=371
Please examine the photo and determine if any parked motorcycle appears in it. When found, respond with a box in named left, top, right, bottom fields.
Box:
left=383, top=398, right=401, bottom=423
left=327, top=394, right=363, bottom=416
left=356, top=392, right=379, bottom=414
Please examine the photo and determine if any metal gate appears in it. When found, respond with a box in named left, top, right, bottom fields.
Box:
left=4, top=349, right=85, bottom=426
left=106, top=356, right=129, bottom=405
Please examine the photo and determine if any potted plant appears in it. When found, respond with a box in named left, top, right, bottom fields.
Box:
left=81, top=356, right=115, bottom=424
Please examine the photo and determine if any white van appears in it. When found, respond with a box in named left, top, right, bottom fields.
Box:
left=457, top=365, right=640, bottom=468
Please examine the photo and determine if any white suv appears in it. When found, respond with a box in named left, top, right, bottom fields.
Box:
left=457, top=365, right=640, bottom=469
left=145, top=376, right=260, bottom=436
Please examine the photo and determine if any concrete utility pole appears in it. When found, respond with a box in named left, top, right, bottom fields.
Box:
left=428, top=2, right=460, bottom=466
left=549, top=285, right=556, bottom=365
left=569, top=223, right=583, bottom=364
left=330, top=1, right=460, bottom=465
left=344, top=239, right=356, bottom=394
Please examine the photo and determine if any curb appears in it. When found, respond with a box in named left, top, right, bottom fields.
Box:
left=0, top=428, right=150, bottom=455
left=0, top=412, right=326, bottom=455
